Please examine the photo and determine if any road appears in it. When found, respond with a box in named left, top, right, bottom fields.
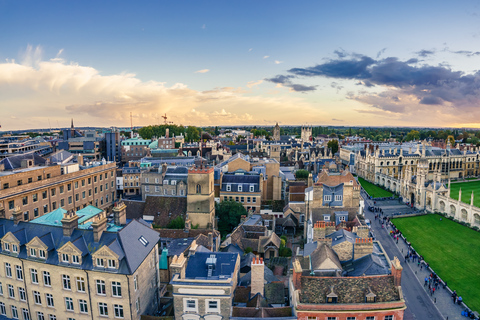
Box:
left=363, top=196, right=445, bottom=320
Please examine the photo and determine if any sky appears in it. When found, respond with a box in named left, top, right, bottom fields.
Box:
left=2, top=1, right=480, bottom=131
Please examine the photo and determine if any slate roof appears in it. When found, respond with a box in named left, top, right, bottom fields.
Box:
left=184, top=252, right=239, bottom=280
left=0, top=218, right=159, bottom=275
left=221, top=172, right=261, bottom=192
left=0, top=153, right=46, bottom=170
left=342, top=253, right=390, bottom=277
left=239, top=265, right=279, bottom=286
left=124, top=200, right=146, bottom=220
left=328, top=229, right=358, bottom=246
left=231, top=306, right=293, bottom=318
left=300, top=275, right=400, bottom=304
left=310, top=243, right=342, bottom=271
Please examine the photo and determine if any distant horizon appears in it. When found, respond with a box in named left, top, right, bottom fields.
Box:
left=2, top=1, right=480, bottom=130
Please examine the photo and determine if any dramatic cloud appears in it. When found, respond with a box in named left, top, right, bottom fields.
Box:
left=265, top=50, right=480, bottom=124
left=0, top=46, right=326, bottom=130
left=194, top=69, right=210, bottom=73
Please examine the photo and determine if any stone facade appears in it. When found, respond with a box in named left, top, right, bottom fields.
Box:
left=187, top=167, right=215, bottom=229
left=0, top=163, right=116, bottom=221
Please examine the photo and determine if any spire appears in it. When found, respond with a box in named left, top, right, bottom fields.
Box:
left=71, top=118, right=74, bottom=129
left=471, top=191, right=475, bottom=206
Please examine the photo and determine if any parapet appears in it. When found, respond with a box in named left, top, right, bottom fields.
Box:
left=188, top=166, right=214, bottom=174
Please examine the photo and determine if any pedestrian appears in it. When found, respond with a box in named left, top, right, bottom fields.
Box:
left=424, top=277, right=428, bottom=287
left=432, top=287, right=435, bottom=295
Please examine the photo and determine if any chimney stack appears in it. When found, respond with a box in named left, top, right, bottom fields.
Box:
left=208, top=232, right=214, bottom=251
left=12, top=206, right=23, bottom=225
left=112, top=201, right=127, bottom=225
left=251, top=256, right=265, bottom=297
left=170, top=254, right=187, bottom=279
left=61, top=209, right=79, bottom=237
left=92, top=211, right=108, bottom=242
left=391, top=256, right=403, bottom=287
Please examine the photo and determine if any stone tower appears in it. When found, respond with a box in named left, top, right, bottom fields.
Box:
left=273, top=122, right=280, bottom=141
left=301, top=125, right=312, bottom=141
left=187, top=166, right=215, bottom=229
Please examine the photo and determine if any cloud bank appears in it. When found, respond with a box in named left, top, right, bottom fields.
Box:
left=0, top=46, right=324, bottom=130
left=266, top=50, right=480, bottom=125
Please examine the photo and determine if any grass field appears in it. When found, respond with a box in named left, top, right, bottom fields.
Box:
left=357, top=177, right=394, bottom=198
left=392, top=214, right=480, bottom=311
left=450, top=181, right=480, bottom=208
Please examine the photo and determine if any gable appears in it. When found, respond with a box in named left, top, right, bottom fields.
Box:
left=26, top=236, right=48, bottom=250
left=58, top=241, right=83, bottom=256
left=92, top=244, right=119, bottom=259
left=1, top=232, right=20, bottom=244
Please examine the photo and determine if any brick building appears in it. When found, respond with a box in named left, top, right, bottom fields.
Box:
left=0, top=157, right=116, bottom=221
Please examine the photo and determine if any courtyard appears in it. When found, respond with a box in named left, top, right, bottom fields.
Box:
left=357, top=176, right=394, bottom=198
left=392, top=214, right=480, bottom=312
left=450, top=180, right=480, bottom=208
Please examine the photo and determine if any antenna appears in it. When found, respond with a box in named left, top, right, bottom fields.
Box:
left=162, top=113, right=168, bottom=125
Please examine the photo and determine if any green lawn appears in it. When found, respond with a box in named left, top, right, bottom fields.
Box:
left=392, top=214, right=480, bottom=311
left=357, top=177, right=394, bottom=198
left=450, top=181, right=480, bottom=208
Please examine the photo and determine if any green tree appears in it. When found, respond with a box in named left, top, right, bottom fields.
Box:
left=166, top=216, right=185, bottom=229
left=295, top=169, right=309, bottom=179
left=404, top=130, right=420, bottom=141
left=216, top=201, right=246, bottom=236
left=279, top=247, right=292, bottom=257
left=447, top=135, right=455, bottom=147
left=327, top=139, right=339, bottom=155
left=186, top=126, right=200, bottom=142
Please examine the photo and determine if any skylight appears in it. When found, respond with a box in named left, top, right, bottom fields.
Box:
left=138, top=236, right=149, bottom=246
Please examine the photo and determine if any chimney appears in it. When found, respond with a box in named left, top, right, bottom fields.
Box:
left=251, top=256, right=265, bottom=297
left=61, top=209, right=79, bottom=237
left=208, top=232, right=214, bottom=251
left=170, top=254, right=187, bottom=279
left=189, top=240, right=198, bottom=256
left=391, top=256, right=403, bottom=287
left=166, top=128, right=170, bottom=138
left=92, top=211, right=107, bottom=242
left=12, top=206, right=23, bottom=225
left=185, top=217, right=191, bottom=232
left=112, top=201, right=127, bottom=225
left=353, top=238, right=374, bottom=260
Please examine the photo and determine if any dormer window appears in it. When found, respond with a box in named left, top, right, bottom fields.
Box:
left=250, top=185, right=254, bottom=192
left=29, top=248, right=36, bottom=257
left=12, top=244, right=18, bottom=253
left=62, top=254, right=69, bottom=263
left=39, top=250, right=46, bottom=259
left=108, top=259, right=116, bottom=269
left=226, top=184, right=231, bottom=192
left=96, top=258, right=104, bottom=267
left=326, top=286, right=338, bottom=303
left=238, top=185, right=243, bottom=192
left=365, top=287, right=377, bottom=303
left=4, top=243, right=10, bottom=252
left=72, top=255, right=79, bottom=264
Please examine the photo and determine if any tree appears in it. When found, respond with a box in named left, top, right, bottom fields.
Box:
left=295, top=169, right=309, bottom=179
left=166, top=216, right=185, bottom=229
left=216, top=201, right=246, bottom=236
left=186, top=126, right=200, bottom=142
left=279, top=247, right=292, bottom=257
left=404, top=130, right=420, bottom=141
left=327, top=139, right=339, bottom=155
left=447, top=135, right=456, bottom=147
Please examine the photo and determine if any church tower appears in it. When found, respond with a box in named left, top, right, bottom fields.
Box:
left=186, top=166, right=215, bottom=229
left=273, top=122, right=280, bottom=141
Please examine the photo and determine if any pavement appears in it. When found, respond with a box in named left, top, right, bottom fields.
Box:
left=364, top=196, right=472, bottom=320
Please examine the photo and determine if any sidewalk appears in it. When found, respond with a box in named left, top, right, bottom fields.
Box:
left=382, top=219, right=471, bottom=320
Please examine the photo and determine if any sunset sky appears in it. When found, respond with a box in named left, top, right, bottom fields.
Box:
left=2, top=1, right=480, bottom=130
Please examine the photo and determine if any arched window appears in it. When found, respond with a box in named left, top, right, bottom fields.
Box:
left=196, top=184, right=202, bottom=194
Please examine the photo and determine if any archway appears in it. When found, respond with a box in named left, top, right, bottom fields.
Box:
left=474, top=214, right=480, bottom=226
left=410, top=193, right=415, bottom=206
left=461, top=209, right=468, bottom=221
left=439, top=201, right=445, bottom=212
left=450, top=205, right=456, bottom=216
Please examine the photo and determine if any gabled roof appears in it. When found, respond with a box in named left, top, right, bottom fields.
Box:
left=310, top=243, right=342, bottom=271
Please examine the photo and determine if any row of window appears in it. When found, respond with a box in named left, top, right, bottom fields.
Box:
left=3, top=171, right=114, bottom=193
left=1, top=269, right=123, bottom=296
left=145, top=178, right=178, bottom=185
left=9, top=188, right=115, bottom=211
left=144, top=186, right=184, bottom=195
left=225, top=184, right=255, bottom=192
left=223, top=196, right=257, bottom=203
left=0, top=300, right=126, bottom=319
left=184, top=298, right=220, bottom=313
left=323, top=195, right=343, bottom=202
